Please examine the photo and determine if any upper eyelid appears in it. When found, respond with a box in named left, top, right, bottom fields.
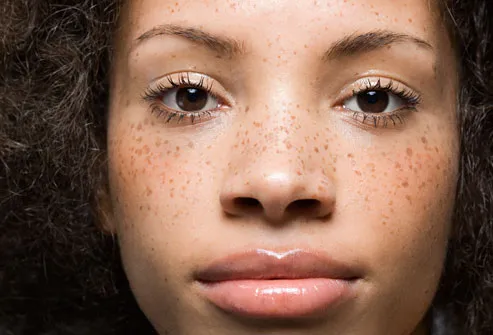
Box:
left=335, top=77, right=421, bottom=100
left=145, top=71, right=235, bottom=104
left=147, top=72, right=214, bottom=95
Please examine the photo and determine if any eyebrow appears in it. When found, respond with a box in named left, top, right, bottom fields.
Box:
left=133, top=24, right=246, bottom=57
left=322, top=30, right=433, bottom=61
left=133, top=24, right=433, bottom=60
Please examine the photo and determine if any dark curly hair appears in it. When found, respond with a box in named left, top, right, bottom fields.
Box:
left=0, top=0, right=492, bottom=334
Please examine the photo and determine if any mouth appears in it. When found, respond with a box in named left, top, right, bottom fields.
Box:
left=194, top=248, right=361, bottom=319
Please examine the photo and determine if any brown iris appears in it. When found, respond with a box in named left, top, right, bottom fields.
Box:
left=356, top=91, right=389, bottom=113
left=176, top=87, right=208, bottom=111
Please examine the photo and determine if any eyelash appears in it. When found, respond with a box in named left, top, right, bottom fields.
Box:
left=346, top=78, right=422, bottom=128
left=142, top=73, right=222, bottom=124
left=142, top=74, right=422, bottom=128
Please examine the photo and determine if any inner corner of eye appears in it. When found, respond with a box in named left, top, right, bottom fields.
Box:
left=342, top=95, right=357, bottom=108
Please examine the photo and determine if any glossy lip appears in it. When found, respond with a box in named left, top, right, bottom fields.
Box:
left=194, top=248, right=362, bottom=282
left=194, top=248, right=362, bottom=319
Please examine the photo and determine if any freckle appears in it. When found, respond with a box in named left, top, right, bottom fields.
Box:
left=145, top=187, right=153, bottom=196
left=402, top=181, right=409, bottom=188
left=382, top=221, right=387, bottom=225
left=388, top=200, right=393, bottom=206
left=355, top=170, right=361, bottom=176
left=245, top=106, right=250, bottom=113
left=136, top=136, right=142, bottom=143
left=406, top=148, right=413, bottom=156
left=406, top=195, right=412, bottom=203
left=253, top=121, right=261, bottom=128
left=314, top=147, right=319, bottom=153
left=421, top=136, right=428, bottom=144
left=408, top=18, right=413, bottom=23
left=347, top=153, right=354, bottom=158
left=395, top=162, right=401, bottom=169
left=176, top=146, right=180, bottom=151
left=435, top=146, right=440, bottom=153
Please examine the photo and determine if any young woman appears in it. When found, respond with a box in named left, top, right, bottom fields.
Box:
left=1, top=0, right=492, bottom=334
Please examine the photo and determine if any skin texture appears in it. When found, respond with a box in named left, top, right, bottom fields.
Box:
left=106, top=0, right=459, bottom=334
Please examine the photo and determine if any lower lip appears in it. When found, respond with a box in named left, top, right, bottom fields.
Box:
left=198, top=278, right=354, bottom=318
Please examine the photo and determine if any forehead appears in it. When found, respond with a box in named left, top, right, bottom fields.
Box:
left=120, top=0, right=443, bottom=47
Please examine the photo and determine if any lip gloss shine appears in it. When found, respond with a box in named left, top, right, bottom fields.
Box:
left=195, top=248, right=360, bottom=318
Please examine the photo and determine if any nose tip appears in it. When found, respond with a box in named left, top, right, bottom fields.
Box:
left=220, top=172, right=335, bottom=223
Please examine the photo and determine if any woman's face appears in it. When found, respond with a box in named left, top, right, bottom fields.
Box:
left=107, top=0, right=458, bottom=334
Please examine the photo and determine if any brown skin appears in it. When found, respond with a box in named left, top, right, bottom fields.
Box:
left=105, top=0, right=458, bottom=334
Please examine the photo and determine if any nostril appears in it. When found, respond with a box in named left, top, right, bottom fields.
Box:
left=233, top=197, right=262, bottom=212
left=286, top=199, right=322, bottom=216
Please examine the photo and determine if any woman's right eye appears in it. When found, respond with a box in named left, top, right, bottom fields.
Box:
left=162, top=86, right=221, bottom=113
left=142, top=72, right=232, bottom=124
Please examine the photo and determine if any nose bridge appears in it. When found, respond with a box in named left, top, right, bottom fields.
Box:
left=233, top=98, right=310, bottom=179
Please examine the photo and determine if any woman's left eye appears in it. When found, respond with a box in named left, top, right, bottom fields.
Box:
left=162, top=87, right=220, bottom=112
left=343, top=90, right=407, bottom=114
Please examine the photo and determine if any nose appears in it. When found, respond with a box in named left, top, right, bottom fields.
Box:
left=219, top=108, right=336, bottom=224
left=220, top=169, right=335, bottom=223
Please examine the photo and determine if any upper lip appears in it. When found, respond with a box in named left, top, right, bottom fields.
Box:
left=194, top=248, right=361, bottom=282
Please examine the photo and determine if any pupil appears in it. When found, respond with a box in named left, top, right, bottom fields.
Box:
left=176, top=87, right=208, bottom=111
left=356, top=91, right=389, bottom=113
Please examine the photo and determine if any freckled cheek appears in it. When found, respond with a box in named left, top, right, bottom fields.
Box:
left=108, top=133, right=219, bottom=229
left=340, top=143, right=457, bottom=294
left=393, top=143, right=458, bottom=214
left=344, top=140, right=458, bottom=250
